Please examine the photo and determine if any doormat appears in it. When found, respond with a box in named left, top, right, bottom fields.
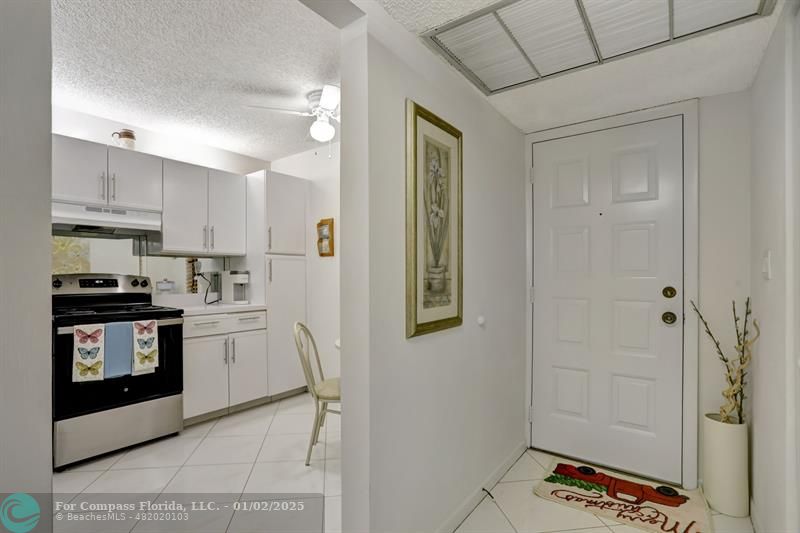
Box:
left=534, top=458, right=712, bottom=533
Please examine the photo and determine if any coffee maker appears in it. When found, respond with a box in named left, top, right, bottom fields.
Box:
left=221, top=271, right=250, bottom=304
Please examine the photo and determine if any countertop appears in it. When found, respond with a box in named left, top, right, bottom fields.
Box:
left=179, top=303, right=267, bottom=317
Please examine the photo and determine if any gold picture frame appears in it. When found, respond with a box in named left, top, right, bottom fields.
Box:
left=317, top=218, right=334, bottom=257
left=406, top=100, right=463, bottom=338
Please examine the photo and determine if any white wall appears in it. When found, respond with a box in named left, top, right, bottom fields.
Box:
left=53, top=106, right=267, bottom=175
left=696, top=92, right=751, bottom=470
left=271, top=144, right=341, bottom=376
left=0, top=0, right=53, bottom=501
left=343, top=2, right=527, bottom=531
left=749, top=4, right=798, bottom=531
left=339, top=18, right=371, bottom=532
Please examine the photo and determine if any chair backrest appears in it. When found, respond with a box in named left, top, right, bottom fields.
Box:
left=293, top=322, right=325, bottom=400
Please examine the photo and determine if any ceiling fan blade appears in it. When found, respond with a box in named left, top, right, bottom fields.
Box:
left=319, top=85, right=341, bottom=111
left=245, top=105, right=313, bottom=117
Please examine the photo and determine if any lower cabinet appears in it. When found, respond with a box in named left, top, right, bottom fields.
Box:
left=183, top=335, right=230, bottom=419
left=228, top=330, right=269, bottom=406
left=182, top=311, right=268, bottom=420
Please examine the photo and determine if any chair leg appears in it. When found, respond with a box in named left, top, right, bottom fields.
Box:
left=313, top=403, right=325, bottom=445
left=306, top=403, right=320, bottom=466
left=320, top=402, right=328, bottom=428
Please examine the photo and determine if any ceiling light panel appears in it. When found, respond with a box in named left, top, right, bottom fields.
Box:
left=435, top=13, right=538, bottom=91
left=497, top=0, right=597, bottom=76
left=582, top=0, right=670, bottom=58
left=673, top=0, right=760, bottom=37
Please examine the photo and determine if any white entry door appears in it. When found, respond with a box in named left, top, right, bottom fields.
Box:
left=532, top=116, right=683, bottom=483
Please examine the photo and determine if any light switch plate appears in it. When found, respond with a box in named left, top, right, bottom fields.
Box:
left=762, top=250, right=772, bottom=280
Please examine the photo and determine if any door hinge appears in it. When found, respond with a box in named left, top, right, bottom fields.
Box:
left=528, top=405, right=534, bottom=423
left=528, top=167, right=534, bottom=183
left=529, top=286, right=535, bottom=303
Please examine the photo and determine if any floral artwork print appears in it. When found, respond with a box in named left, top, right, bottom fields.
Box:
left=423, top=136, right=451, bottom=308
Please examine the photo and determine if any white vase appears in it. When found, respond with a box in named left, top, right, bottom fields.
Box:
left=703, top=413, right=749, bottom=516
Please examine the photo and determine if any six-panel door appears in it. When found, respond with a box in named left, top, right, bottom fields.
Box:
left=108, top=146, right=163, bottom=211
left=52, top=134, right=109, bottom=206
left=183, top=335, right=230, bottom=419
left=228, top=330, right=269, bottom=406
left=532, top=116, right=684, bottom=483
left=162, top=160, right=209, bottom=254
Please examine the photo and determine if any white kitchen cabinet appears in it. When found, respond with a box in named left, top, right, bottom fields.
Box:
left=183, top=335, right=230, bottom=419
left=52, top=135, right=109, bottom=206
left=266, top=172, right=307, bottom=255
left=208, top=170, right=246, bottom=255
left=228, top=330, right=269, bottom=406
left=162, top=162, right=246, bottom=256
left=182, top=311, right=268, bottom=420
left=162, top=160, right=209, bottom=254
left=108, top=146, right=163, bottom=211
left=266, top=255, right=307, bottom=395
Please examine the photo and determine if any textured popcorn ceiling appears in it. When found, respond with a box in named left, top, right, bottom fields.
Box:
left=52, top=0, right=340, bottom=162
left=375, top=0, right=499, bottom=33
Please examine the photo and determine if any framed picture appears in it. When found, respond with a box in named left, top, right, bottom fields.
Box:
left=317, top=218, right=334, bottom=257
left=406, top=100, right=463, bottom=338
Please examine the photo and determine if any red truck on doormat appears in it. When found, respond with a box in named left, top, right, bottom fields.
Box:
left=554, top=463, right=690, bottom=508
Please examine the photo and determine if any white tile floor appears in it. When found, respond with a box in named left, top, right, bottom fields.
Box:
left=53, top=392, right=340, bottom=533
left=455, top=449, right=756, bottom=533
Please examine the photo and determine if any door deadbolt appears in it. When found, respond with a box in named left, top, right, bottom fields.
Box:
left=662, top=286, right=677, bottom=299
left=662, top=311, right=677, bottom=325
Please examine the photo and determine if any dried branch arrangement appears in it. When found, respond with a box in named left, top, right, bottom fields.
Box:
left=691, top=298, right=760, bottom=424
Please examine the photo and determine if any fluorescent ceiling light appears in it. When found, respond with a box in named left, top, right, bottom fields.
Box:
left=582, top=0, right=669, bottom=58
left=423, top=0, right=773, bottom=95
left=497, top=0, right=596, bottom=76
left=673, top=0, right=760, bottom=37
left=435, top=13, right=537, bottom=91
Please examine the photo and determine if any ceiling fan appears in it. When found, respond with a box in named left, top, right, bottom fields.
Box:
left=247, top=84, right=340, bottom=143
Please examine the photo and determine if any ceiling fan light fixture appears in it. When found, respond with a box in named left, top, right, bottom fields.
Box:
left=310, top=116, right=335, bottom=142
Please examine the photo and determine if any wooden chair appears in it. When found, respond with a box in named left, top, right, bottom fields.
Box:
left=293, top=321, right=340, bottom=466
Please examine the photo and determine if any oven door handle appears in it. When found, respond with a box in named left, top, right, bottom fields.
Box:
left=56, top=318, right=184, bottom=335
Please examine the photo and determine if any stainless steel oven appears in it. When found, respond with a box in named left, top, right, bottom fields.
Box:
left=52, top=273, right=184, bottom=469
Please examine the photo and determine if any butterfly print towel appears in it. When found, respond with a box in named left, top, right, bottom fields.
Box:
left=132, top=320, right=158, bottom=375
left=73, top=324, right=105, bottom=382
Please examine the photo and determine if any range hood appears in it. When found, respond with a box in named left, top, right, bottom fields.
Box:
left=52, top=202, right=161, bottom=238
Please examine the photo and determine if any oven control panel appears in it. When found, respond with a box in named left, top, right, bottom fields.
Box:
left=52, top=274, right=152, bottom=295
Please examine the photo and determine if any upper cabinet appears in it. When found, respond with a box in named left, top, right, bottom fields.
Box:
left=52, top=135, right=163, bottom=212
left=52, top=135, right=109, bottom=206
left=266, top=172, right=306, bottom=255
left=208, top=170, right=246, bottom=255
left=107, top=147, right=163, bottom=211
left=162, top=160, right=209, bottom=254
left=162, top=160, right=246, bottom=256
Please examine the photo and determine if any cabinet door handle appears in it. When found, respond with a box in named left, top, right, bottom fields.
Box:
left=232, top=338, right=236, bottom=363
left=268, top=259, right=273, bottom=282
left=203, top=225, right=208, bottom=249
left=268, top=227, right=272, bottom=251
left=99, top=172, right=106, bottom=200
left=238, top=316, right=259, bottom=321
left=194, top=320, right=220, bottom=327
left=224, top=339, right=229, bottom=364
left=111, top=174, right=117, bottom=201
left=211, top=226, right=215, bottom=250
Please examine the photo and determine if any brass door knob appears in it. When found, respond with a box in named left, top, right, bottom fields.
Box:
left=662, top=311, right=677, bottom=325
left=662, top=286, right=677, bottom=298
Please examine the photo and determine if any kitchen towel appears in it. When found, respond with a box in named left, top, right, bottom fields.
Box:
left=132, top=320, right=159, bottom=375
left=104, top=322, right=133, bottom=379
left=73, top=324, right=105, bottom=382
